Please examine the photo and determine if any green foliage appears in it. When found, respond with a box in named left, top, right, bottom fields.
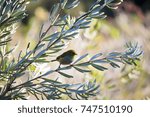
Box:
left=0, top=0, right=30, bottom=46
left=0, top=0, right=142, bottom=100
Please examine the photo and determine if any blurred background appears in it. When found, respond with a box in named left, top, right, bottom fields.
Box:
left=12, top=0, right=150, bottom=99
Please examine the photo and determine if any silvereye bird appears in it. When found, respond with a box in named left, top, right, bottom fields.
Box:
left=51, top=50, right=77, bottom=67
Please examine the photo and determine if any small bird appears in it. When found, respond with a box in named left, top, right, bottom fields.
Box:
left=51, top=50, right=77, bottom=67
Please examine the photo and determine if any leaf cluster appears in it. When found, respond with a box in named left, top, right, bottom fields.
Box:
left=0, top=0, right=143, bottom=100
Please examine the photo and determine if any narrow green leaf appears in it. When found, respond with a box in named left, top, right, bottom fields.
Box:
left=74, top=66, right=91, bottom=73
left=58, top=71, right=73, bottom=78
left=110, top=62, right=120, bottom=68
left=90, top=53, right=103, bottom=61
left=73, top=54, right=88, bottom=64
left=91, top=63, right=107, bottom=71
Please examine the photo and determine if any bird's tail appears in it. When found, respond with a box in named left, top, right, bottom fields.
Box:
left=51, top=59, right=57, bottom=62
